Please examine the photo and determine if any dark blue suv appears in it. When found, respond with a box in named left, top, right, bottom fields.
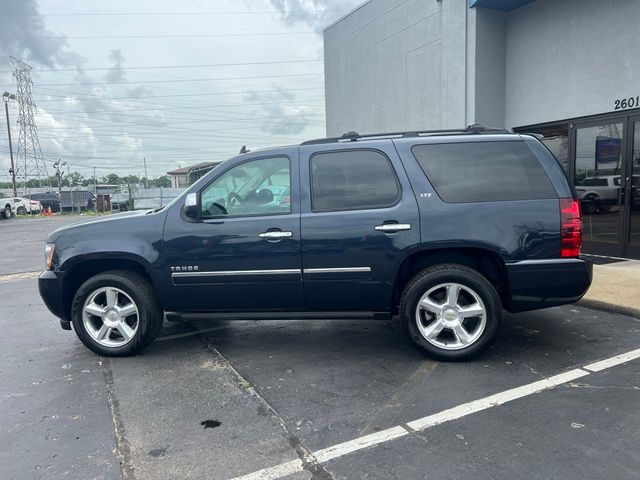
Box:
left=38, top=127, right=592, bottom=360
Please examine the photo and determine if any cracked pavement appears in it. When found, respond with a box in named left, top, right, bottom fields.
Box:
left=2, top=216, right=640, bottom=479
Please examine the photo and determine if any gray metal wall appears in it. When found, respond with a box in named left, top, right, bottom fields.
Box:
left=324, top=0, right=473, bottom=136
left=505, top=0, right=640, bottom=128
left=324, top=0, right=640, bottom=133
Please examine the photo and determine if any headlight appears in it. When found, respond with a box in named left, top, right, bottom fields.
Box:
left=45, top=243, right=55, bottom=270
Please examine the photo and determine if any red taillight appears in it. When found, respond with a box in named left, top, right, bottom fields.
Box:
left=560, top=198, right=582, bottom=257
left=281, top=196, right=290, bottom=205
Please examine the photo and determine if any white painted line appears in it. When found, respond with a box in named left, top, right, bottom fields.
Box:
left=546, top=368, right=590, bottom=386
left=583, top=347, right=640, bottom=372
left=314, top=426, right=408, bottom=463
left=228, top=347, right=640, bottom=480
left=407, top=369, right=589, bottom=431
left=230, top=459, right=304, bottom=480
left=0, top=271, right=40, bottom=283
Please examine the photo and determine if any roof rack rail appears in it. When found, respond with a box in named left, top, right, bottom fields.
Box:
left=300, top=124, right=510, bottom=146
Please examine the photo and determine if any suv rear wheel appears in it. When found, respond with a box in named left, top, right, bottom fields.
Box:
left=399, top=264, right=501, bottom=361
left=71, top=270, right=163, bottom=356
left=2, top=204, right=11, bottom=219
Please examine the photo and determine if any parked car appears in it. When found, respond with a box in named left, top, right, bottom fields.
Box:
left=1, top=198, right=12, bottom=219
left=574, top=175, right=620, bottom=214
left=38, top=126, right=592, bottom=360
left=29, top=192, right=60, bottom=212
left=10, top=197, right=43, bottom=215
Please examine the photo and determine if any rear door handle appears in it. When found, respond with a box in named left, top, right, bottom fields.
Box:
left=374, top=223, right=411, bottom=232
left=259, top=230, right=293, bottom=239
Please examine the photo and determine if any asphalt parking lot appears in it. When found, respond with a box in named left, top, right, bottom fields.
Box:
left=2, top=215, right=640, bottom=480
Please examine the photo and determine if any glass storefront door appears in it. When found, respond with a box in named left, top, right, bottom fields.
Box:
left=516, top=109, right=640, bottom=259
left=574, top=121, right=625, bottom=256
left=626, top=118, right=640, bottom=257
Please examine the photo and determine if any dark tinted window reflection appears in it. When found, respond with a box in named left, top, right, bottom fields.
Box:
left=521, top=124, right=569, bottom=173
left=311, top=150, right=400, bottom=211
left=412, top=141, right=557, bottom=203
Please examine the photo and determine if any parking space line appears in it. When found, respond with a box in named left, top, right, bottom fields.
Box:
left=0, top=271, right=40, bottom=283
left=314, top=426, right=408, bottom=463
left=228, top=347, right=640, bottom=480
left=583, top=347, right=640, bottom=372
left=407, top=369, right=589, bottom=430
left=231, top=459, right=304, bottom=480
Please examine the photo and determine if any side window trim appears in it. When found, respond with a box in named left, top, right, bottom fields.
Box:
left=199, top=155, right=293, bottom=220
left=309, top=148, right=402, bottom=213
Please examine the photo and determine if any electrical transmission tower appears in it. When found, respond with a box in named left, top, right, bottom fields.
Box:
left=10, top=56, right=49, bottom=191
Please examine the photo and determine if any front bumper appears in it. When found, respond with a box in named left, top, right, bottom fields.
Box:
left=38, top=270, right=67, bottom=323
left=504, top=257, right=593, bottom=312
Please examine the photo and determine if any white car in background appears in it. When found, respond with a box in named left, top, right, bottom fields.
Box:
left=11, top=197, right=43, bottom=215
left=575, top=176, right=619, bottom=214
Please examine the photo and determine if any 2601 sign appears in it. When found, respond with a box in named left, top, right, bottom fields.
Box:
left=614, top=96, right=640, bottom=110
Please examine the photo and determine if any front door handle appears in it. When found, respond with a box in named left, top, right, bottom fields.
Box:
left=259, top=230, right=293, bottom=239
left=374, top=223, right=411, bottom=232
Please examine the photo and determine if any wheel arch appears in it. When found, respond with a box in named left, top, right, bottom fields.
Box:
left=61, top=255, right=161, bottom=322
left=391, top=247, right=507, bottom=314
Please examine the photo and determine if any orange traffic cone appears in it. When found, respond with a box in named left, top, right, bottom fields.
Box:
left=45, top=206, right=52, bottom=216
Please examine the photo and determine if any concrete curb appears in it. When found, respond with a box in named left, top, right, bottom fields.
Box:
left=578, top=298, right=640, bottom=319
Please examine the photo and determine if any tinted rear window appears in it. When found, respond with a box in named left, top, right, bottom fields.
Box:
left=411, top=141, right=557, bottom=203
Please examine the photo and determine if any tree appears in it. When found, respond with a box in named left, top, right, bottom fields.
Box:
left=65, top=171, right=84, bottom=187
left=150, top=175, right=172, bottom=188
left=105, top=173, right=120, bottom=185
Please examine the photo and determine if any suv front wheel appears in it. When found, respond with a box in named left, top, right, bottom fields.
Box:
left=71, top=270, right=163, bottom=356
left=400, top=264, right=501, bottom=361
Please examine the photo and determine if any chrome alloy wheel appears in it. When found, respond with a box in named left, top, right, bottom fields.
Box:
left=82, top=287, right=139, bottom=347
left=415, top=282, right=487, bottom=350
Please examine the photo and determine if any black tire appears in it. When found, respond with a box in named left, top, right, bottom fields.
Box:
left=2, top=204, right=11, bottom=219
left=71, top=270, right=164, bottom=356
left=399, top=264, right=502, bottom=362
left=17, top=206, right=27, bottom=215
left=581, top=196, right=598, bottom=214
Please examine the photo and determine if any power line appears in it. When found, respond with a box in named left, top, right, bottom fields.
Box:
left=35, top=86, right=324, bottom=102
left=35, top=72, right=324, bottom=87
left=17, top=31, right=317, bottom=40
left=0, top=59, right=322, bottom=74
left=0, top=9, right=345, bottom=17
left=39, top=99, right=325, bottom=115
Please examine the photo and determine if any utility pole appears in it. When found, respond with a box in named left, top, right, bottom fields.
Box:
left=93, top=166, right=97, bottom=213
left=67, top=163, right=74, bottom=214
left=2, top=92, right=17, bottom=197
left=53, top=159, right=65, bottom=199
left=55, top=159, right=62, bottom=197
left=143, top=156, right=149, bottom=189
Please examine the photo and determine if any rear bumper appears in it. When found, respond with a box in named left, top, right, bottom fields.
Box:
left=38, top=270, right=67, bottom=320
left=504, top=257, right=593, bottom=312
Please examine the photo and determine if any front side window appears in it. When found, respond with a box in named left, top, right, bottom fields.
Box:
left=310, top=150, right=400, bottom=212
left=200, top=156, right=290, bottom=217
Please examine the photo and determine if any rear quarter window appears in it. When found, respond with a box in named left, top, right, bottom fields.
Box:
left=411, top=141, right=558, bottom=203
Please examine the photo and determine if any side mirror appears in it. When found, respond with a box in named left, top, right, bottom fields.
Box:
left=184, top=192, right=199, bottom=219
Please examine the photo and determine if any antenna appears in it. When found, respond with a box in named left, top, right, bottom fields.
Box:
left=10, top=57, right=49, bottom=193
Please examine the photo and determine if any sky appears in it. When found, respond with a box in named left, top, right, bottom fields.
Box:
left=0, top=0, right=363, bottom=182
